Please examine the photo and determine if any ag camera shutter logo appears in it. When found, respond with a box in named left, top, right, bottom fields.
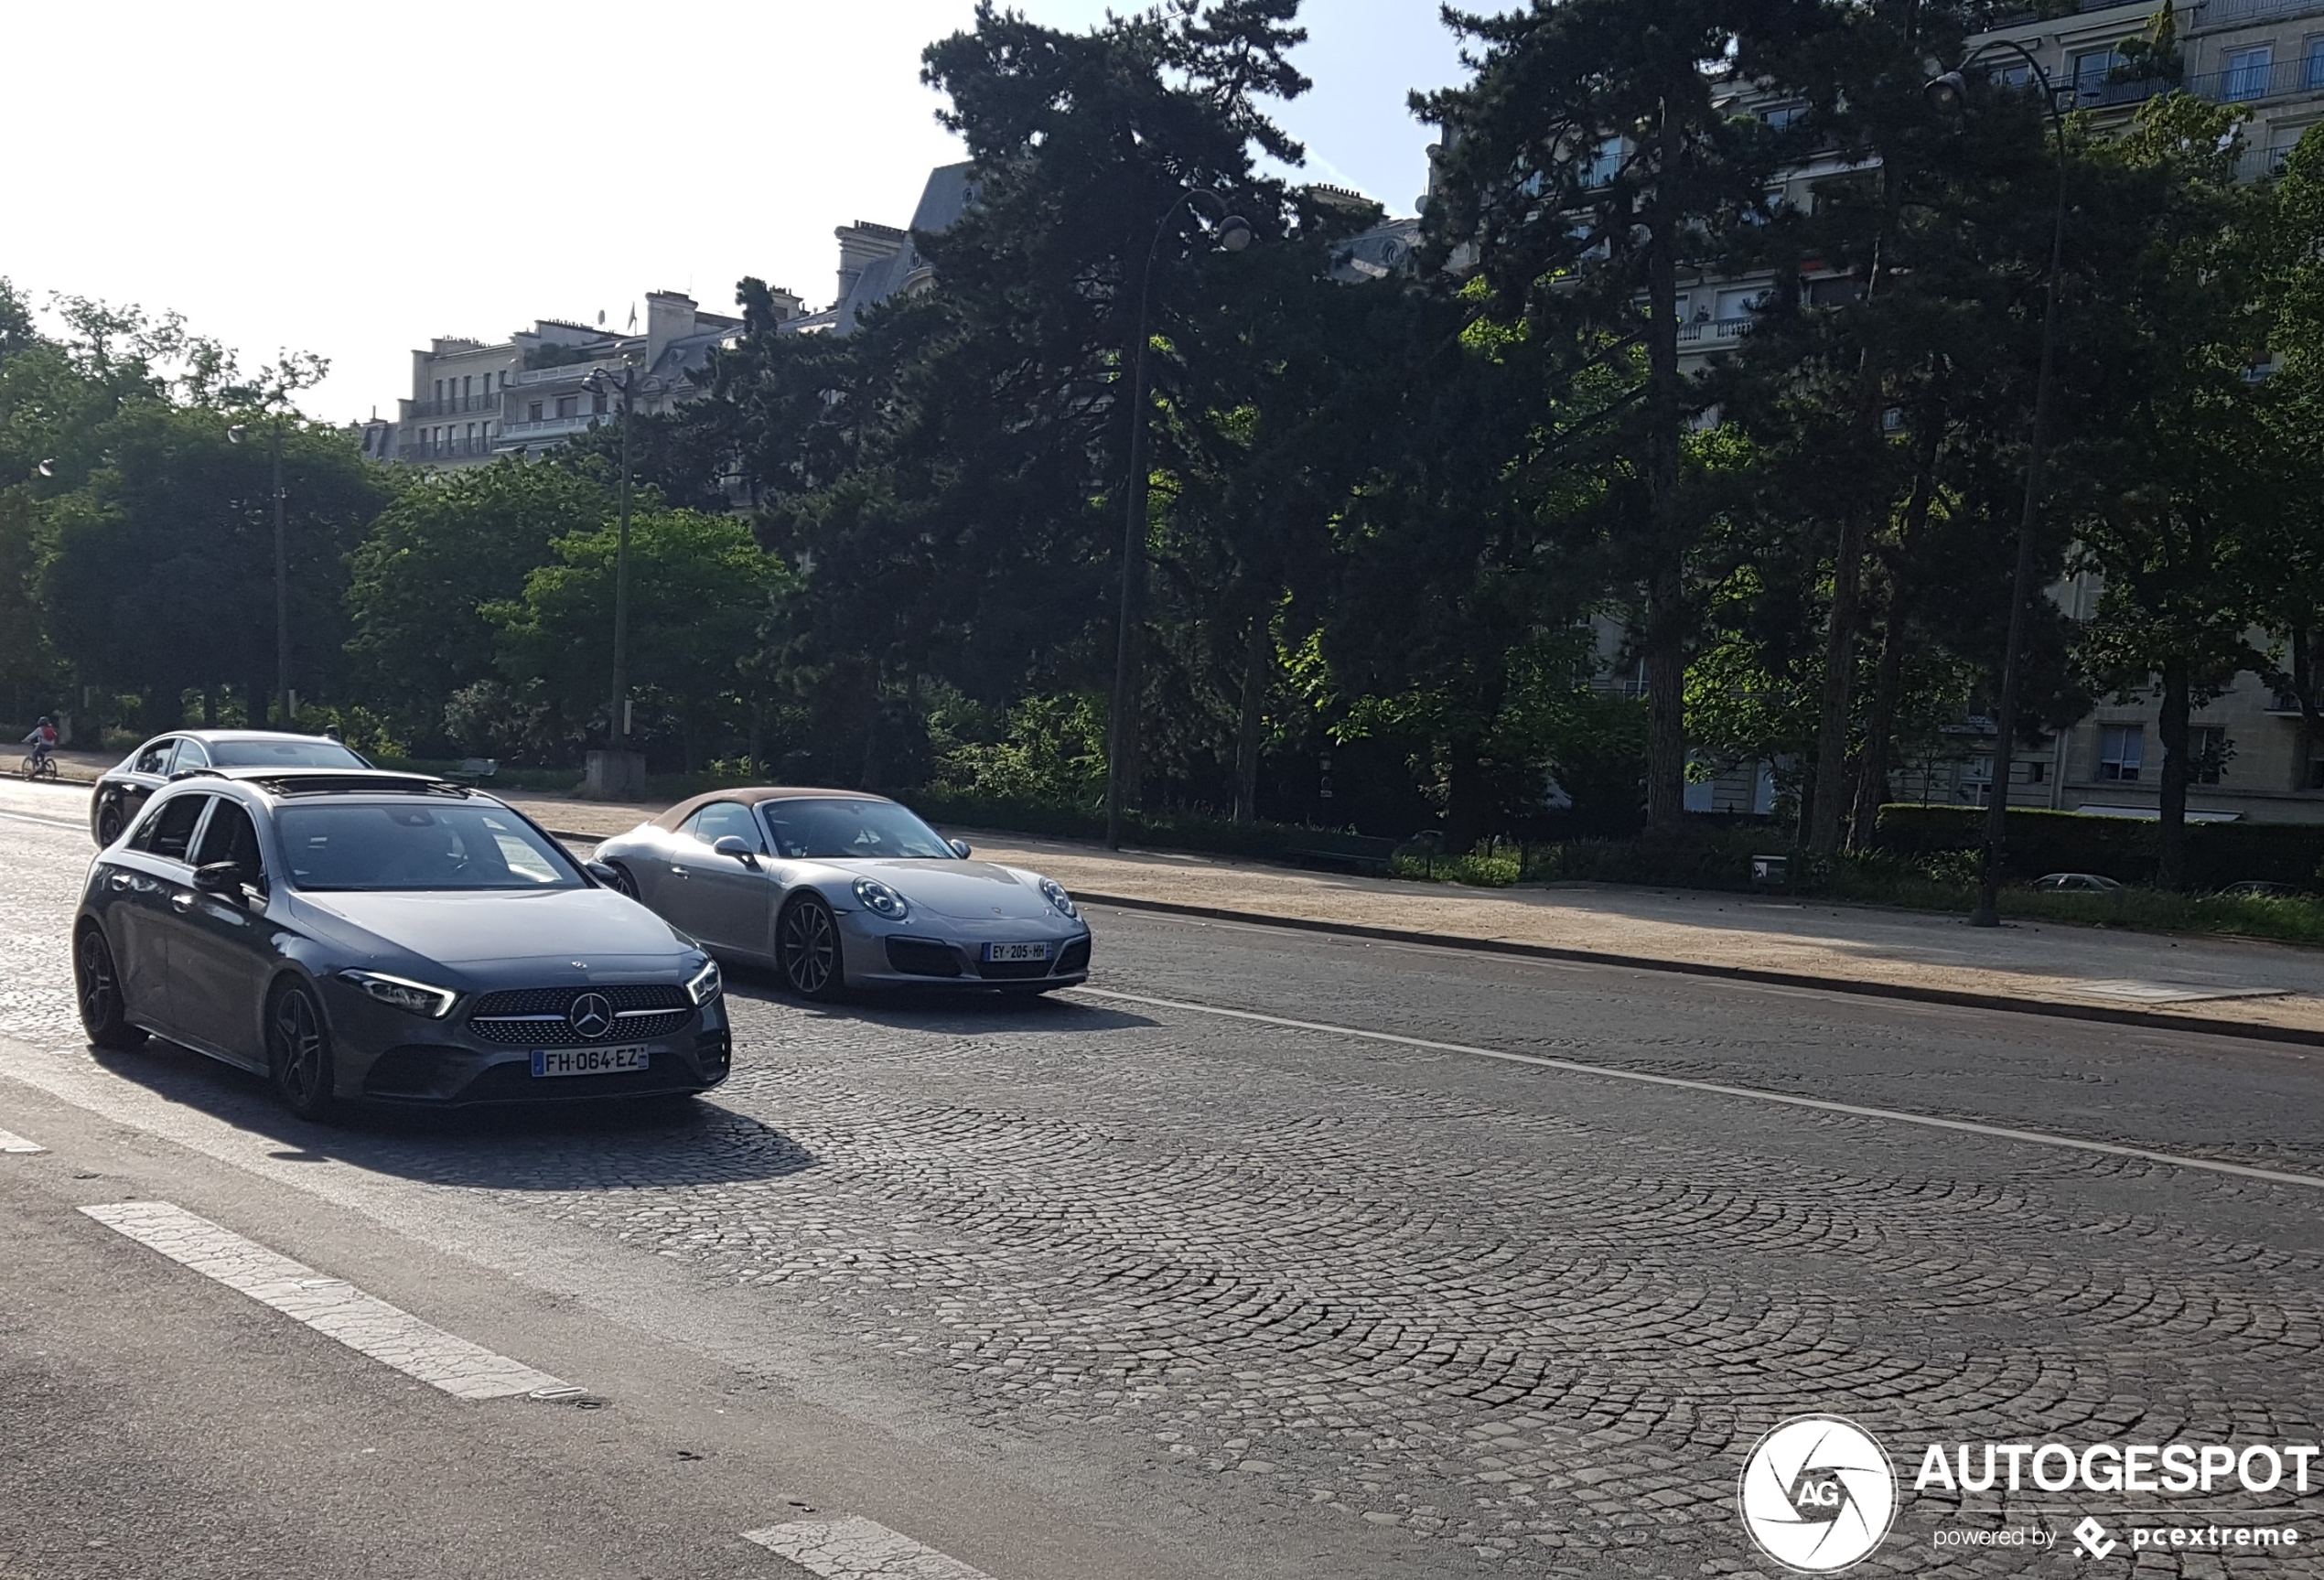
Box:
left=1738, top=1414, right=1899, bottom=1572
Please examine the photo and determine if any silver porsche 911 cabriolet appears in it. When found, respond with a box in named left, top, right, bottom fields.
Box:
left=591, top=790, right=1092, bottom=999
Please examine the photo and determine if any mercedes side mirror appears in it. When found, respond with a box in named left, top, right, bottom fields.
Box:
left=950, top=838, right=973, bottom=858
left=713, top=835, right=760, bottom=866
left=192, top=861, right=245, bottom=899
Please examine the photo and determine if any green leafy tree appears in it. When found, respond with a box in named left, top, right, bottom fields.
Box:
left=1420, top=0, right=1835, bottom=831
left=41, top=401, right=387, bottom=731
left=344, top=461, right=615, bottom=747
left=2056, top=95, right=2284, bottom=887
left=487, top=509, right=791, bottom=769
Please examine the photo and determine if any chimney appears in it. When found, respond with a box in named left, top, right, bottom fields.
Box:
left=645, top=290, right=696, bottom=367
left=833, top=222, right=907, bottom=306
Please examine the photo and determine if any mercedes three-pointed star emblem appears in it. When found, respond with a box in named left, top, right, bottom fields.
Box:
left=566, top=992, right=614, bottom=1040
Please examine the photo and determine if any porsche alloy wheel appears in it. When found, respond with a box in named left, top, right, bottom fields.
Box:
left=780, top=895, right=845, bottom=1002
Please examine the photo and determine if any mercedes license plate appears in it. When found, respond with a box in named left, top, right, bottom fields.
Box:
left=984, top=941, right=1050, bottom=963
left=532, top=1045, right=651, bottom=1078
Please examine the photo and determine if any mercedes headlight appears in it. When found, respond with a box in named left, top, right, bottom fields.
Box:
left=338, top=970, right=457, bottom=1018
left=853, top=877, right=909, bottom=919
left=1038, top=877, right=1078, bottom=919
left=684, top=957, right=723, bottom=1006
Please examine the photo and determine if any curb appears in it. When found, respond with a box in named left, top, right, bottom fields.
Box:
left=1068, top=890, right=2324, bottom=1051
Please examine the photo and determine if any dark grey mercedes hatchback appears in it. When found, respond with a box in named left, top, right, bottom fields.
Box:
left=71, top=769, right=730, bottom=1119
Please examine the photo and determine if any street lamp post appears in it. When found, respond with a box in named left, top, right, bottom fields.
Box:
left=1926, top=43, right=2070, bottom=927
left=581, top=365, right=657, bottom=798
left=227, top=415, right=293, bottom=726
left=1104, top=190, right=1253, bottom=851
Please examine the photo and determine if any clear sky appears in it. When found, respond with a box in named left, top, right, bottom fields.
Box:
left=5, top=0, right=1468, bottom=424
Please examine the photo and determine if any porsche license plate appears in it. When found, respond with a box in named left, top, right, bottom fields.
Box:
left=984, top=941, right=1051, bottom=963
left=532, top=1045, right=651, bottom=1078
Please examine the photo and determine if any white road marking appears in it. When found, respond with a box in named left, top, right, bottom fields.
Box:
left=79, top=1201, right=570, bottom=1399
left=1075, top=987, right=2324, bottom=1193
left=743, top=1517, right=997, bottom=1579
left=0, top=806, right=83, bottom=832
left=0, top=1125, right=45, bottom=1153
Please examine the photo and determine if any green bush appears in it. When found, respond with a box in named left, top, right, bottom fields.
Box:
left=1871, top=804, right=2324, bottom=889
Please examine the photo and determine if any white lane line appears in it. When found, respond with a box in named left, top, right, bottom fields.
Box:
left=80, top=1201, right=570, bottom=1399
left=0, top=1125, right=46, bottom=1153
left=1075, top=987, right=2324, bottom=1193
left=743, top=1517, right=997, bottom=1579
left=0, top=806, right=82, bottom=832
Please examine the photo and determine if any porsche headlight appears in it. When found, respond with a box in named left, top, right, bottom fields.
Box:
left=853, top=877, right=909, bottom=919
left=684, top=957, right=723, bottom=1006
left=338, top=970, right=457, bottom=1018
left=1038, top=877, right=1078, bottom=919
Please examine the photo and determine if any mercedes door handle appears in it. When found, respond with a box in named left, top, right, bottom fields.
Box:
left=171, top=892, right=195, bottom=911
left=672, top=865, right=689, bottom=878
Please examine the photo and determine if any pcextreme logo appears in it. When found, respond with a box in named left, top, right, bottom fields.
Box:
left=1738, top=1415, right=1900, bottom=1573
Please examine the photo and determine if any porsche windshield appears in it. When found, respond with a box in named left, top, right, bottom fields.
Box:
left=762, top=799, right=955, bottom=861
left=279, top=802, right=580, bottom=890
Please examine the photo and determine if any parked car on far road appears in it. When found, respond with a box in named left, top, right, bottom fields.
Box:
left=2030, top=872, right=2125, bottom=893
left=89, top=730, right=371, bottom=847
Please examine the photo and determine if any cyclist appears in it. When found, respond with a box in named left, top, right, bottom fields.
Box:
left=23, top=716, right=59, bottom=774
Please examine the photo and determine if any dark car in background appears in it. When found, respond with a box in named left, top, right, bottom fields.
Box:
left=89, top=730, right=372, bottom=847
left=72, top=769, right=729, bottom=1118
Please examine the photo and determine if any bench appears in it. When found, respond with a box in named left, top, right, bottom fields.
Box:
left=1283, top=833, right=1404, bottom=875
left=447, top=757, right=499, bottom=787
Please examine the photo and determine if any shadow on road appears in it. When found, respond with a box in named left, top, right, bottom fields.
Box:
left=81, top=1040, right=818, bottom=1191
left=722, top=964, right=1158, bottom=1037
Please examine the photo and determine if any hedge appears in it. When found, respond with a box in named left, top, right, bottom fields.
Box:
left=1869, top=804, right=2324, bottom=889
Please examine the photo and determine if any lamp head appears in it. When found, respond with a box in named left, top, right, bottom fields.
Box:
left=227, top=425, right=247, bottom=446
left=1216, top=213, right=1254, bottom=253
left=1923, top=70, right=1968, bottom=117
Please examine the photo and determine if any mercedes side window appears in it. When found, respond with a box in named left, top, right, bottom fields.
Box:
left=190, top=800, right=264, bottom=889
left=133, top=737, right=177, bottom=776
left=140, top=794, right=211, bottom=864
left=681, top=801, right=764, bottom=852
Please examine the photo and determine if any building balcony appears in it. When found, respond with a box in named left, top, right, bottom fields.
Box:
left=399, top=437, right=495, bottom=463
left=405, top=394, right=500, bottom=420
left=2193, top=0, right=2324, bottom=30
left=2189, top=56, right=2324, bottom=104
left=500, top=413, right=608, bottom=441
left=513, top=357, right=626, bottom=387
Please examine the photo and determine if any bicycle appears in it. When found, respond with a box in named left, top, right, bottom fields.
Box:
left=18, top=752, right=58, bottom=781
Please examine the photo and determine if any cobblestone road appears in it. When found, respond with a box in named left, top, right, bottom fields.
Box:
left=4, top=783, right=2322, bottom=1576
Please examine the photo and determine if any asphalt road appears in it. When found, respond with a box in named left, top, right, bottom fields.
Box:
left=2, top=776, right=2321, bottom=1579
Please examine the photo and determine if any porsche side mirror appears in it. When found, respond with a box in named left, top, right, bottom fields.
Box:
left=712, top=835, right=761, bottom=867
left=584, top=860, right=622, bottom=887
left=950, top=838, right=973, bottom=858
left=191, top=861, right=245, bottom=898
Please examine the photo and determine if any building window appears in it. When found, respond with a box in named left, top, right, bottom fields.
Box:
left=2224, top=45, right=2274, bottom=102
left=2306, top=37, right=2324, bottom=91
left=2099, top=725, right=2144, bottom=782
left=527, top=401, right=543, bottom=422
left=2189, top=726, right=2230, bottom=784
left=1581, top=134, right=1623, bottom=189
left=1715, top=287, right=1766, bottom=322
left=555, top=395, right=579, bottom=420
left=433, top=379, right=444, bottom=404
left=2027, top=758, right=2046, bottom=784
left=466, top=423, right=477, bottom=449
left=2072, top=48, right=2124, bottom=105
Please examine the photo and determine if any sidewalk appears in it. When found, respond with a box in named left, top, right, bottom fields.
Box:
left=498, top=790, right=2324, bottom=1045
